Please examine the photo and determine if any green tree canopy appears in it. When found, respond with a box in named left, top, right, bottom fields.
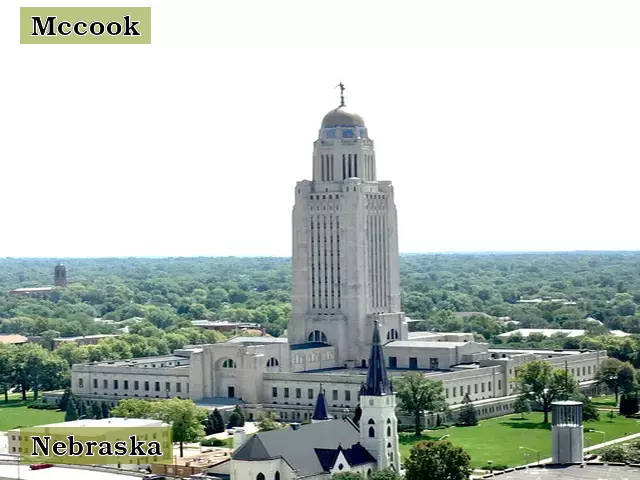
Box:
left=515, top=360, right=578, bottom=423
left=395, top=372, right=447, bottom=436
left=404, top=439, right=472, bottom=480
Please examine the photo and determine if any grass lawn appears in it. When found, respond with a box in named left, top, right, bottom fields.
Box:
left=591, top=394, right=617, bottom=408
left=0, top=398, right=65, bottom=431
left=399, top=411, right=640, bottom=469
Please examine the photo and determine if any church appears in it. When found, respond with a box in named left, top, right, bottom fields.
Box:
left=230, top=320, right=401, bottom=479
left=70, top=88, right=606, bottom=431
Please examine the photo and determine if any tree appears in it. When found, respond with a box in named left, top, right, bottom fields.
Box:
left=456, top=394, right=478, bottom=426
left=101, top=401, right=111, bottom=418
left=111, top=398, right=158, bottom=419
left=0, top=345, right=15, bottom=403
left=352, top=404, right=362, bottom=424
left=58, top=388, right=71, bottom=411
left=572, top=393, right=599, bottom=421
left=212, top=408, right=225, bottom=433
left=515, top=360, right=578, bottom=423
left=404, top=439, right=471, bottom=480
left=257, top=411, right=280, bottom=431
left=619, top=394, right=639, bottom=416
left=65, top=399, right=79, bottom=422
left=155, top=398, right=207, bottom=457
left=204, top=409, right=225, bottom=435
left=514, top=395, right=531, bottom=419
left=369, top=468, right=402, bottom=480
left=331, top=473, right=363, bottom=480
left=228, top=412, right=243, bottom=428
left=91, top=402, right=103, bottom=419
left=395, top=372, right=447, bottom=436
left=228, top=405, right=245, bottom=427
left=596, top=358, right=628, bottom=403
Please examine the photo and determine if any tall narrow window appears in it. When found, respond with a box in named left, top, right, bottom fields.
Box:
left=348, top=154, right=352, bottom=177
left=342, top=154, right=346, bottom=179
left=320, top=154, right=325, bottom=181
left=354, top=153, right=358, bottom=177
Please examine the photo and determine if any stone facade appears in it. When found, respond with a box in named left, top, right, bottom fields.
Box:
left=69, top=99, right=609, bottom=435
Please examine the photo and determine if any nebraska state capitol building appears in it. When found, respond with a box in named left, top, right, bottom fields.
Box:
left=70, top=91, right=607, bottom=426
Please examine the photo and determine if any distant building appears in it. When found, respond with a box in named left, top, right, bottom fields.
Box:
left=499, top=328, right=586, bottom=339
left=516, top=298, right=577, bottom=306
left=68, top=91, right=608, bottom=431
left=0, top=334, right=28, bottom=345
left=8, top=286, right=53, bottom=298
left=54, top=334, right=120, bottom=348
left=230, top=322, right=400, bottom=479
left=454, top=312, right=493, bottom=319
left=8, top=263, right=68, bottom=297
left=191, top=320, right=263, bottom=333
left=7, top=417, right=168, bottom=469
left=54, top=263, right=68, bottom=287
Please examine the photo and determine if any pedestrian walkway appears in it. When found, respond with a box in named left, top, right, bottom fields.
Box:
left=524, top=432, right=640, bottom=467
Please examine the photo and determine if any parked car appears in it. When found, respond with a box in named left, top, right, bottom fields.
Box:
left=144, top=475, right=166, bottom=480
left=30, top=464, right=53, bottom=470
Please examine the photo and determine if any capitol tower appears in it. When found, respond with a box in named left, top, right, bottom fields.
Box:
left=288, top=85, right=408, bottom=366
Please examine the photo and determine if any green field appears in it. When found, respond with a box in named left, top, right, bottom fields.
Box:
left=399, top=412, right=640, bottom=468
left=591, top=395, right=617, bottom=408
left=0, top=398, right=65, bottom=431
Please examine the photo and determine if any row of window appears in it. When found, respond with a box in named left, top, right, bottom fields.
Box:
left=367, top=213, right=389, bottom=311
left=387, top=356, right=439, bottom=369
left=291, top=350, right=335, bottom=365
left=445, top=380, right=502, bottom=399
left=271, top=386, right=353, bottom=402
left=309, top=215, right=342, bottom=310
left=510, top=364, right=595, bottom=378
left=79, top=378, right=186, bottom=394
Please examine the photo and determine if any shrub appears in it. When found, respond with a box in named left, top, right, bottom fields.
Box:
left=600, top=445, right=627, bottom=463
left=27, top=401, right=60, bottom=410
left=201, top=438, right=226, bottom=447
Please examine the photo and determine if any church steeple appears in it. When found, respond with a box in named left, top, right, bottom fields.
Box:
left=311, top=384, right=333, bottom=423
left=361, top=321, right=392, bottom=396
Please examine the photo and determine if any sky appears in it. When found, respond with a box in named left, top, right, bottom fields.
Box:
left=1, top=0, right=640, bottom=258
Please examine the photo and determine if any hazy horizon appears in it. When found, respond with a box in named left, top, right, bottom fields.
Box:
left=3, top=249, right=639, bottom=261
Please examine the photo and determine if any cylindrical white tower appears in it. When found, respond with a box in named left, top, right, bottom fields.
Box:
left=551, top=401, right=584, bottom=464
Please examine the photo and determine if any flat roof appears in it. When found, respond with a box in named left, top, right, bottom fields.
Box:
left=0, top=334, right=28, bottom=344
left=89, top=355, right=189, bottom=367
left=9, top=287, right=54, bottom=292
left=386, top=340, right=468, bottom=349
left=16, top=417, right=166, bottom=429
left=489, top=348, right=582, bottom=356
left=225, top=336, right=287, bottom=344
left=0, top=464, right=141, bottom=480
left=54, top=334, right=119, bottom=341
left=492, top=464, right=640, bottom=479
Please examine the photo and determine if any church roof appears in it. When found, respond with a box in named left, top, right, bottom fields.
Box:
left=314, top=444, right=377, bottom=471
left=311, top=385, right=333, bottom=421
left=232, top=419, right=371, bottom=476
left=321, top=107, right=366, bottom=128
left=361, top=321, right=393, bottom=396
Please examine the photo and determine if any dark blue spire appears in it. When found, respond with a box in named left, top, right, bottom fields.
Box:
left=361, top=321, right=392, bottom=396
left=312, top=384, right=333, bottom=421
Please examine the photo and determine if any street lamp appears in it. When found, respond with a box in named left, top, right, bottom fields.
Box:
left=519, top=446, right=540, bottom=466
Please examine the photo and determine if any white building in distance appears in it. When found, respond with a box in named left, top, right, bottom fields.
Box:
left=69, top=91, right=608, bottom=431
